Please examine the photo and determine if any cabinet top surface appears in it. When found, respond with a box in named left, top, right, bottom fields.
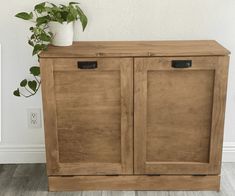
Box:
left=40, top=40, right=230, bottom=58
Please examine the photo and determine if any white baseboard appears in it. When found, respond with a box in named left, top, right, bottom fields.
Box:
left=0, top=143, right=234, bottom=163
left=222, top=142, right=235, bottom=162
left=0, top=145, right=46, bottom=163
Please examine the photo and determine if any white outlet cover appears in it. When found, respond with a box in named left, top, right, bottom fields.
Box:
left=27, top=108, right=42, bottom=129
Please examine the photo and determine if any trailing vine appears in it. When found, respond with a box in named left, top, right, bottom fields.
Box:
left=13, top=1, right=88, bottom=97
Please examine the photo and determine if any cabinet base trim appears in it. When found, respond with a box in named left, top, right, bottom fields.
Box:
left=48, top=175, right=220, bottom=191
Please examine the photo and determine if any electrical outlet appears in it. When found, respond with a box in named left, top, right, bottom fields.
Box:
left=27, top=108, right=42, bottom=128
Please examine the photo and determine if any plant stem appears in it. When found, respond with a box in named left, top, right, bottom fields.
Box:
left=24, top=87, right=34, bottom=95
left=27, top=82, right=41, bottom=98
left=34, top=75, right=40, bottom=83
left=20, top=82, right=41, bottom=98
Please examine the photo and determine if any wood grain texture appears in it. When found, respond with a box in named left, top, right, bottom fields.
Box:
left=48, top=175, right=220, bottom=191
left=134, top=56, right=229, bottom=175
left=40, top=58, right=60, bottom=175
left=55, top=70, right=121, bottom=164
left=146, top=70, right=214, bottom=163
left=39, top=41, right=230, bottom=58
left=120, top=59, right=134, bottom=174
left=134, top=58, right=147, bottom=174
left=208, top=56, right=229, bottom=174
left=39, top=41, right=230, bottom=191
left=41, top=57, right=133, bottom=175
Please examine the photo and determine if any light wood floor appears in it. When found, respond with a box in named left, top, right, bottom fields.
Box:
left=0, top=163, right=235, bottom=196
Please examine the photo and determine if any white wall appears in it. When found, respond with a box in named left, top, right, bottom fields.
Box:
left=0, top=0, right=235, bottom=163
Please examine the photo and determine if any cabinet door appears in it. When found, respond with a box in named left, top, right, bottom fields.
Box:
left=41, top=58, right=133, bottom=175
left=134, top=56, right=229, bottom=175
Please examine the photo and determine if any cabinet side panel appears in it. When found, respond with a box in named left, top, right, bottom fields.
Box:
left=209, top=56, right=230, bottom=173
left=40, top=58, right=60, bottom=175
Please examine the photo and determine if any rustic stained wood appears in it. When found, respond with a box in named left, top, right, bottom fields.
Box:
left=48, top=175, right=220, bottom=191
left=40, top=40, right=230, bottom=58
left=209, top=56, right=230, bottom=173
left=40, top=40, right=230, bottom=191
left=134, top=56, right=229, bottom=175
left=41, top=58, right=133, bottom=175
left=40, top=58, right=60, bottom=175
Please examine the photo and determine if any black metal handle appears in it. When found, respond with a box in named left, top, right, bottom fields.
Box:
left=171, top=60, right=192, bottom=68
left=77, top=61, right=98, bottom=69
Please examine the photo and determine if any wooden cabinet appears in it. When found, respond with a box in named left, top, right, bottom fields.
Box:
left=40, top=41, right=230, bottom=191
left=40, top=58, right=133, bottom=176
left=134, top=56, right=229, bottom=175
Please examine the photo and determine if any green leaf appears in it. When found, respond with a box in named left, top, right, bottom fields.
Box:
left=61, top=11, right=69, bottom=21
left=44, top=6, right=53, bottom=13
left=36, top=16, right=49, bottom=26
left=67, top=13, right=75, bottom=23
left=32, top=44, right=46, bottom=55
left=20, top=79, right=27, bottom=87
left=15, top=12, right=33, bottom=20
left=69, top=2, right=79, bottom=5
left=30, top=66, right=40, bottom=76
left=54, top=12, right=63, bottom=22
left=59, top=4, right=67, bottom=8
left=13, top=88, right=20, bottom=97
left=28, top=40, right=34, bottom=47
left=39, top=33, right=52, bottom=42
left=34, top=2, right=46, bottom=13
left=76, top=6, right=88, bottom=31
left=32, top=44, right=41, bottom=55
left=69, top=5, right=78, bottom=19
left=79, top=14, right=88, bottom=31
left=28, top=80, right=37, bottom=92
left=48, top=2, right=57, bottom=7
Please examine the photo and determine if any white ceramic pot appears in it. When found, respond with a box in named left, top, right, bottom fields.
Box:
left=48, top=22, right=74, bottom=46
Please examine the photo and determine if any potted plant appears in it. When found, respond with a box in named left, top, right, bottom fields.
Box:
left=13, top=1, right=88, bottom=97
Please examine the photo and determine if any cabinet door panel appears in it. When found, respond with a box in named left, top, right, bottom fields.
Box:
left=134, top=56, right=229, bottom=175
left=41, top=58, right=133, bottom=175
